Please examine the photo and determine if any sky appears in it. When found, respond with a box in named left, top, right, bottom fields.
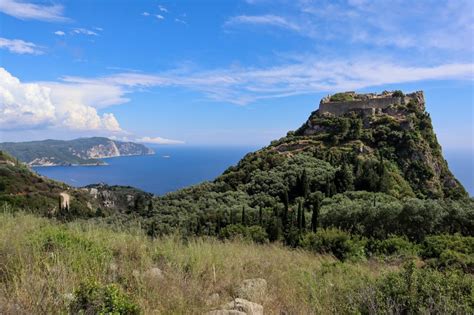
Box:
left=0, top=0, right=473, bottom=151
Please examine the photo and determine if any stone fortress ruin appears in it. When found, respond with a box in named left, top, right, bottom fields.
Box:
left=319, top=90, right=424, bottom=116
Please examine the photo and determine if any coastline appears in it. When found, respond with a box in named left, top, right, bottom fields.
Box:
left=30, top=152, right=155, bottom=167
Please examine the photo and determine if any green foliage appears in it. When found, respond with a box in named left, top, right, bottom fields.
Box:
left=300, top=228, right=366, bottom=261
left=367, top=235, right=419, bottom=257
left=329, top=93, right=354, bottom=102
left=371, top=262, right=474, bottom=314
left=421, top=234, right=474, bottom=272
left=219, top=224, right=268, bottom=243
left=70, top=281, right=141, bottom=314
left=319, top=194, right=474, bottom=240
left=392, top=90, right=404, bottom=97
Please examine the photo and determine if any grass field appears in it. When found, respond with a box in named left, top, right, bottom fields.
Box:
left=0, top=210, right=472, bottom=314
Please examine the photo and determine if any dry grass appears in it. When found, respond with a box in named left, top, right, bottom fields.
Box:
left=0, top=212, right=396, bottom=314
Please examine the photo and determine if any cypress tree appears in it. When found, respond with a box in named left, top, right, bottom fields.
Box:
left=297, top=200, right=302, bottom=230
left=301, top=202, right=306, bottom=230
left=301, top=169, right=310, bottom=199
left=282, top=189, right=289, bottom=228
left=311, top=194, right=320, bottom=232
left=259, top=206, right=263, bottom=226
left=241, top=206, right=246, bottom=226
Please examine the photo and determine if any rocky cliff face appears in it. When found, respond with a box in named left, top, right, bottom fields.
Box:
left=289, top=90, right=466, bottom=198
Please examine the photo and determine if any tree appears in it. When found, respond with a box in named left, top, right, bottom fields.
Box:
left=335, top=162, right=354, bottom=193
left=241, top=206, right=246, bottom=226
left=301, top=169, right=310, bottom=199
left=266, top=217, right=282, bottom=242
left=281, top=189, right=289, bottom=228
left=259, top=206, right=263, bottom=226
left=310, top=192, right=322, bottom=233
left=297, top=198, right=303, bottom=230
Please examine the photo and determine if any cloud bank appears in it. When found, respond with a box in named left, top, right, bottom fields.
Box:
left=59, top=59, right=474, bottom=105
left=0, top=68, right=121, bottom=132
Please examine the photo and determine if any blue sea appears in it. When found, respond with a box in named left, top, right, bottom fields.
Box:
left=34, top=146, right=473, bottom=196
left=33, top=146, right=259, bottom=196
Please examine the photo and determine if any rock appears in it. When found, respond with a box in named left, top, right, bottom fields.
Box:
left=207, top=311, right=246, bottom=315
left=236, top=278, right=267, bottom=302
left=208, top=298, right=263, bottom=315
left=206, top=293, right=220, bottom=306
left=144, top=267, right=164, bottom=281
left=223, top=298, right=263, bottom=315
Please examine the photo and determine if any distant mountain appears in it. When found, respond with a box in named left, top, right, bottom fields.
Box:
left=0, top=137, right=154, bottom=166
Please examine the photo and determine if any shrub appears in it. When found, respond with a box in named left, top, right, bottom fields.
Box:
left=367, top=235, right=419, bottom=257
left=421, top=234, right=474, bottom=272
left=369, top=262, right=474, bottom=314
left=330, top=93, right=354, bottom=102
left=219, top=224, right=268, bottom=244
left=392, top=90, right=404, bottom=97
left=70, top=281, right=141, bottom=314
left=300, top=228, right=366, bottom=261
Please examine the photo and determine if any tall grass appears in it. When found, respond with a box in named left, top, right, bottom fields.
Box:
left=0, top=212, right=471, bottom=314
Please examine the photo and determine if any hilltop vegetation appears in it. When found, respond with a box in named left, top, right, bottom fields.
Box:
left=0, top=137, right=153, bottom=166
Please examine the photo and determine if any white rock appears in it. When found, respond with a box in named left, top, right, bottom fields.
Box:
left=222, top=298, right=263, bottom=315
left=207, top=311, right=246, bottom=315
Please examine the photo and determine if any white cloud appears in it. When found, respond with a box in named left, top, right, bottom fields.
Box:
left=137, top=136, right=184, bottom=145
left=0, top=68, right=122, bottom=132
left=225, top=14, right=300, bottom=31
left=72, top=28, right=99, bottom=36
left=54, top=31, right=65, bottom=36
left=142, top=12, right=150, bottom=16
left=156, top=14, right=164, bottom=20
left=174, top=18, right=186, bottom=24
left=0, top=0, right=69, bottom=22
left=158, top=5, right=168, bottom=13
left=235, top=0, right=474, bottom=54
left=0, top=37, right=42, bottom=54
left=57, top=58, right=474, bottom=105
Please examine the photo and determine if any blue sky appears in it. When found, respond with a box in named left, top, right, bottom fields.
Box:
left=0, top=0, right=473, bottom=151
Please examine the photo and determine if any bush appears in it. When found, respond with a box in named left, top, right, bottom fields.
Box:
left=329, top=93, right=354, bottom=102
left=421, top=234, right=474, bottom=272
left=70, top=281, right=140, bottom=314
left=367, top=235, right=419, bottom=257
left=219, top=224, right=268, bottom=244
left=369, top=262, right=474, bottom=314
left=300, top=228, right=366, bottom=261
left=392, top=90, right=404, bottom=97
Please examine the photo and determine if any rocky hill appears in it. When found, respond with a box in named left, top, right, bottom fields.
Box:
left=0, top=150, right=153, bottom=217
left=0, top=137, right=154, bottom=166
left=144, top=90, right=469, bottom=238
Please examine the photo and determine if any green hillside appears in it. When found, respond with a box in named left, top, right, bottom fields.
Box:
left=0, top=137, right=154, bottom=166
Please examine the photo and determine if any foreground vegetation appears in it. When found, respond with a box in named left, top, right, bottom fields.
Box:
left=0, top=210, right=472, bottom=314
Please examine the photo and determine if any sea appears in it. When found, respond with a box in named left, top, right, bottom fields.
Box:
left=33, top=146, right=474, bottom=196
